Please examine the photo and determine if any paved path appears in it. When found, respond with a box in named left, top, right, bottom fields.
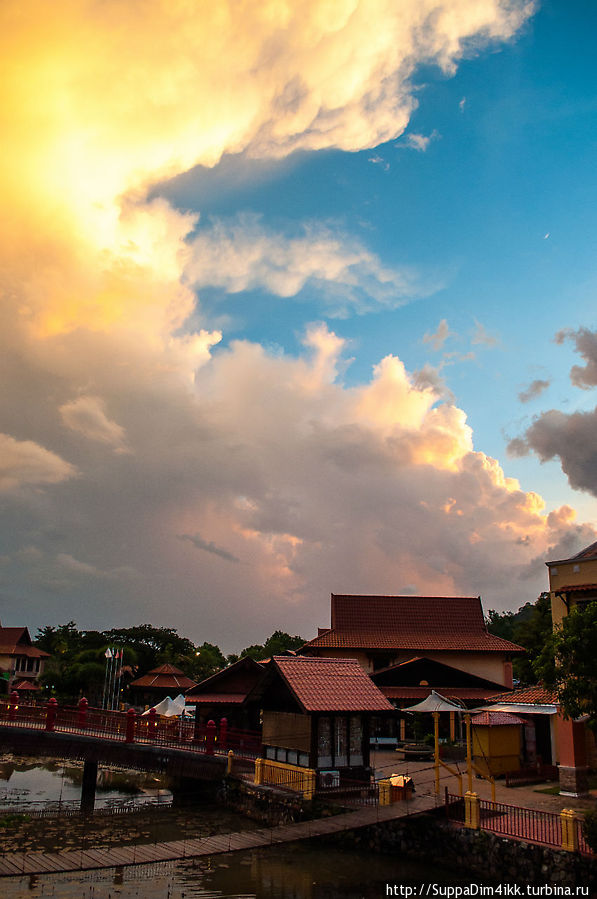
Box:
left=370, top=749, right=597, bottom=814
left=0, top=795, right=437, bottom=878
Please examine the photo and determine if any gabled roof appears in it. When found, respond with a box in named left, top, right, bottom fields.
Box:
left=372, top=656, right=506, bottom=690
left=301, top=595, right=524, bottom=654
left=546, top=540, right=597, bottom=566
left=130, top=662, right=196, bottom=691
left=487, top=685, right=557, bottom=705
left=185, top=656, right=264, bottom=704
left=0, top=627, right=50, bottom=658
left=471, top=711, right=525, bottom=727
left=268, top=655, right=393, bottom=713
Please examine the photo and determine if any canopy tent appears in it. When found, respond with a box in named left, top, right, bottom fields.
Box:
left=402, top=690, right=466, bottom=713
left=141, top=693, right=193, bottom=717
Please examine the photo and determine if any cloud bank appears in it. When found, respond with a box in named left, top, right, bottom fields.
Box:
left=3, top=0, right=581, bottom=652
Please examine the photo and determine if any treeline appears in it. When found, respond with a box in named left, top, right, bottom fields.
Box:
left=485, top=592, right=553, bottom=685
left=34, top=622, right=305, bottom=702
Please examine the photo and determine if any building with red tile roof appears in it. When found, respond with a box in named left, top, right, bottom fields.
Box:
left=251, top=655, right=393, bottom=779
left=185, top=656, right=265, bottom=730
left=0, top=624, right=50, bottom=694
left=301, top=594, right=523, bottom=689
left=129, top=662, right=197, bottom=707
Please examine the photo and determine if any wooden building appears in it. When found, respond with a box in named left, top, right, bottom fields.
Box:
left=185, top=656, right=265, bottom=729
left=0, top=624, right=50, bottom=695
left=250, top=655, right=393, bottom=781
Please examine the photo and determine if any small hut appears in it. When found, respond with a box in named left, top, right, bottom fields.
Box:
left=250, top=655, right=394, bottom=781
left=128, top=663, right=197, bottom=709
left=185, top=656, right=265, bottom=730
left=471, top=710, right=525, bottom=776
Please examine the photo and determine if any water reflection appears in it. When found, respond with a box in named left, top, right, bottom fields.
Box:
left=0, top=845, right=486, bottom=899
left=0, top=756, right=171, bottom=808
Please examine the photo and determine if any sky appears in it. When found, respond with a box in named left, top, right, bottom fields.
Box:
left=2, top=0, right=597, bottom=652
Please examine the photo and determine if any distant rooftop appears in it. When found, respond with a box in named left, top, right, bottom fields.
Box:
left=301, top=594, right=524, bottom=654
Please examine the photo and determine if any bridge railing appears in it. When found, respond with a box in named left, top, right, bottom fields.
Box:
left=0, top=697, right=262, bottom=761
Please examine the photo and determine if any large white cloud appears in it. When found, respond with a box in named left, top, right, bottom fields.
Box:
left=4, top=0, right=582, bottom=651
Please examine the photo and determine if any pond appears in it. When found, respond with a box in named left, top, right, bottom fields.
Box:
left=0, top=755, right=172, bottom=810
left=0, top=843, right=489, bottom=898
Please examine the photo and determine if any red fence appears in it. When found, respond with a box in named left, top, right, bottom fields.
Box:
left=445, top=791, right=593, bottom=856
left=0, top=697, right=261, bottom=761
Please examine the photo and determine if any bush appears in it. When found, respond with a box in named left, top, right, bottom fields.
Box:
left=582, top=809, right=597, bottom=852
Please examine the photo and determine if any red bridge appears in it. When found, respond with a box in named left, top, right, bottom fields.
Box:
left=0, top=694, right=261, bottom=811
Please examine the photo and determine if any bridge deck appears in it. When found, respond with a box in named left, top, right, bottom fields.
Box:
left=0, top=795, right=438, bottom=877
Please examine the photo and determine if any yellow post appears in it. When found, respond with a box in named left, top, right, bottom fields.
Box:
left=379, top=779, right=391, bottom=806
left=254, top=757, right=263, bottom=785
left=560, top=809, right=579, bottom=852
left=449, top=711, right=455, bottom=742
left=227, top=749, right=234, bottom=775
left=465, top=714, right=473, bottom=794
left=464, top=791, right=480, bottom=829
left=303, top=769, right=316, bottom=801
left=433, top=711, right=440, bottom=795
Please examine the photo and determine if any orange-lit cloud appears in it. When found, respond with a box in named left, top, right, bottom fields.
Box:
left=5, top=0, right=586, bottom=651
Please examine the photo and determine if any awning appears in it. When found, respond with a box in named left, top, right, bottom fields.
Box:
left=402, top=690, right=466, bottom=713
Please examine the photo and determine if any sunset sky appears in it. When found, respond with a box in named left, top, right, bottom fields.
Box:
left=2, top=0, right=597, bottom=651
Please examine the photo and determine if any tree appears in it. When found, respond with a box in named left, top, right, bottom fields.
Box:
left=486, top=594, right=553, bottom=685
left=537, top=602, right=597, bottom=731
left=239, top=630, right=306, bottom=661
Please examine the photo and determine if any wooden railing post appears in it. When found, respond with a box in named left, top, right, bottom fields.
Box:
left=77, top=696, right=88, bottom=729
left=125, top=707, right=136, bottom=743
left=45, top=697, right=58, bottom=731
left=227, top=749, right=234, bottom=775
left=8, top=690, right=18, bottom=721
left=206, top=719, right=216, bottom=755
left=219, top=717, right=228, bottom=751
left=379, top=778, right=391, bottom=806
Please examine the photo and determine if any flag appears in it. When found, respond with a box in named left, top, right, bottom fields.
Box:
left=105, top=648, right=113, bottom=658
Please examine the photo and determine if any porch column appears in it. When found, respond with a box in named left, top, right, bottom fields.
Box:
left=557, top=713, right=589, bottom=797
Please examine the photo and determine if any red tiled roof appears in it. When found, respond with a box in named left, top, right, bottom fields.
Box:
left=185, top=693, right=246, bottom=705
left=488, top=685, right=557, bottom=705
left=0, top=627, right=50, bottom=658
left=471, top=711, right=525, bottom=727
left=130, top=663, right=196, bottom=691
left=272, top=655, right=393, bottom=713
left=547, top=540, right=597, bottom=566
left=12, top=679, right=41, bottom=691
left=382, top=687, right=501, bottom=701
left=301, top=595, right=523, bottom=654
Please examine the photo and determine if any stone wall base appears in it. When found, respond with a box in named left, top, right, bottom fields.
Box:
left=559, top=765, right=590, bottom=797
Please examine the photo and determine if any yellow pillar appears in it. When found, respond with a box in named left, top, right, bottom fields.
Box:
left=433, top=711, right=440, bottom=795
left=560, top=809, right=579, bottom=852
left=400, top=716, right=406, bottom=741
left=449, top=711, right=455, bottom=742
left=254, top=757, right=263, bottom=785
left=379, top=779, right=391, bottom=806
left=464, top=791, right=480, bottom=829
left=227, top=750, right=234, bottom=775
left=465, top=714, right=473, bottom=794
left=303, top=769, right=316, bottom=801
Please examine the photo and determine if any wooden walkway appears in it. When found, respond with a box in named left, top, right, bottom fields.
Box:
left=0, top=795, right=438, bottom=878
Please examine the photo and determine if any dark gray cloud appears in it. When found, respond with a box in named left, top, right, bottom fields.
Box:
left=518, top=379, right=550, bottom=404
left=178, top=533, right=239, bottom=563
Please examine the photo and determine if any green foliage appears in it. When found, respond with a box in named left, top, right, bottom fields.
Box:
left=239, top=630, right=305, bottom=661
left=583, top=809, right=597, bottom=853
left=486, top=593, right=553, bottom=685
left=540, top=601, right=597, bottom=730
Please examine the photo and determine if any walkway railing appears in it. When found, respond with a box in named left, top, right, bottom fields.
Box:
left=445, top=790, right=593, bottom=856
left=0, top=696, right=261, bottom=761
